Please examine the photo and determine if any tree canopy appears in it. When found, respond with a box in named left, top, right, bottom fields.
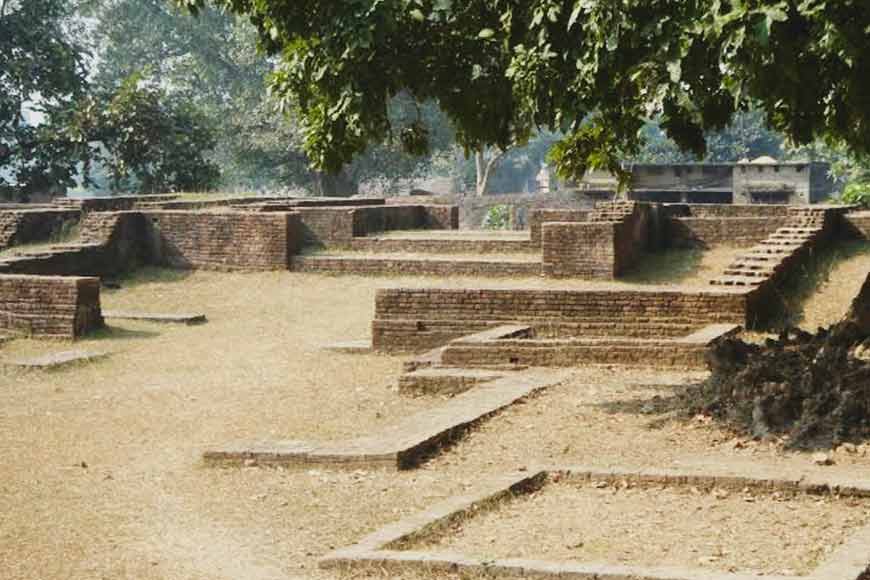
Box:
left=178, top=0, right=870, bottom=182
left=0, top=0, right=89, bottom=199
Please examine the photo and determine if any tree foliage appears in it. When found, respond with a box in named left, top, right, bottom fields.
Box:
left=67, top=75, right=221, bottom=194
left=634, top=110, right=785, bottom=164
left=0, top=0, right=89, bottom=200
left=178, top=0, right=870, bottom=184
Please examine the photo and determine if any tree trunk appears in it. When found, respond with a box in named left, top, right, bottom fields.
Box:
left=475, top=147, right=507, bottom=196
left=313, top=168, right=359, bottom=197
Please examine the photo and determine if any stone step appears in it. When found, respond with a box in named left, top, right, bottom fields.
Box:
left=710, top=276, right=764, bottom=287
left=4, top=350, right=110, bottom=370
left=723, top=269, right=771, bottom=278
left=102, top=311, right=207, bottom=325
left=398, top=367, right=507, bottom=397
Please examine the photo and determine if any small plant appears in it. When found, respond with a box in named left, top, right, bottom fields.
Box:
left=842, top=181, right=870, bottom=208
left=482, top=204, right=512, bottom=230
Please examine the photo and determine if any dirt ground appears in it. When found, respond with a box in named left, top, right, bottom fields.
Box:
left=414, top=479, right=870, bottom=575
left=2, top=266, right=870, bottom=580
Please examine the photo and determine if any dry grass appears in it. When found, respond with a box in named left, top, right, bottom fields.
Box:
left=622, top=246, right=743, bottom=287
left=4, top=270, right=870, bottom=580
left=797, top=241, right=870, bottom=331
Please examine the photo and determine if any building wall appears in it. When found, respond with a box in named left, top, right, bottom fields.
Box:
left=0, top=275, right=103, bottom=339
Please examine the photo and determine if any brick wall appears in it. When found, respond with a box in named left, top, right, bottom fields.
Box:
left=372, top=287, right=749, bottom=351
left=441, top=338, right=710, bottom=369
left=529, top=209, right=590, bottom=245
left=0, top=212, right=148, bottom=278
left=298, top=204, right=459, bottom=248
left=0, top=209, right=80, bottom=250
left=421, top=205, right=459, bottom=230
left=352, top=205, right=425, bottom=236
left=540, top=204, right=650, bottom=279
left=668, top=217, right=789, bottom=248
left=0, top=275, right=103, bottom=339
left=541, top=221, right=617, bottom=278
left=144, top=211, right=298, bottom=271
left=665, top=204, right=792, bottom=219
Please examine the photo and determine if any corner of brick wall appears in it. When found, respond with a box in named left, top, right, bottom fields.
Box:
left=422, top=205, right=459, bottom=230
left=542, top=221, right=617, bottom=279
left=0, top=275, right=103, bottom=339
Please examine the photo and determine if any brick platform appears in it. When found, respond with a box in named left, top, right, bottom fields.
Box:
left=145, top=211, right=299, bottom=271
left=0, top=275, right=103, bottom=339
left=372, top=287, right=749, bottom=352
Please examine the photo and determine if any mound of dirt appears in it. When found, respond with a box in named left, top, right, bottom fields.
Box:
left=689, top=274, right=870, bottom=447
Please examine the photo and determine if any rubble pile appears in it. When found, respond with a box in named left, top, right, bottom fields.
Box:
left=691, top=274, right=870, bottom=447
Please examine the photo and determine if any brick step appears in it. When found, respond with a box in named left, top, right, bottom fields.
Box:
left=349, top=237, right=538, bottom=255
left=292, top=254, right=542, bottom=277
left=710, top=276, right=764, bottom=287
left=723, top=269, right=772, bottom=278
left=725, top=261, right=778, bottom=271
left=398, top=367, right=507, bottom=397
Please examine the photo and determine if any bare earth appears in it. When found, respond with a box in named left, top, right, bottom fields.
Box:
left=2, top=266, right=870, bottom=580
left=414, top=479, right=870, bottom=575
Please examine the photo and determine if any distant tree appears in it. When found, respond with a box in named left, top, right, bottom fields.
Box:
left=0, top=0, right=89, bottom=200
left=64, top=74, right=220, bottom=194
left=88, top=0, right=455, bottom=195
left=634, top=110, right=785, bottom=164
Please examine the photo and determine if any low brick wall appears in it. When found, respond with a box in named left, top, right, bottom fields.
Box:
left=665, top=203, right=792, bottom=219
left=372, top=287, right=749, bottom=352
left=541, top=204, right=650, bottom=279
left=58, top=194, right=179, bottom=212
left=293, top=256, right=540, bottom=277
left=441, top=337, right=710, bottom=369
left=422, top=205, right=459, bottom=230
left=0, top=212, right=149, bottom=278
left=0, top=209, right=80, bottom=250
left=0, top=275, right=103, bottom=339
left=144, top=211, right=299, bottom=271
left=669, top=217, right=789, bottom=248
left=299, top=204, right=459, bottom=247
left=352, top=205, right=426, bottom=236
left=529, top=209, right=589, bottom=245
left=542, top=221, right=617, bottom=278
left=349, top=237, right=536, bottom=254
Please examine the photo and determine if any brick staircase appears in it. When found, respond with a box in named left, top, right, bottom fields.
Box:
left=710, top=207, right=832, bottom=287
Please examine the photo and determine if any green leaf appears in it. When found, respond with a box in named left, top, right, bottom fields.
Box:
left=567, top=3, right=583, bottom=30
left=478, top=28, right=496, bottom=39
left=410, top=8, right=425, bottom=22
